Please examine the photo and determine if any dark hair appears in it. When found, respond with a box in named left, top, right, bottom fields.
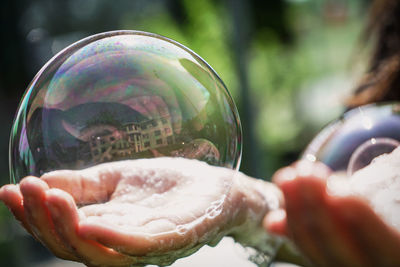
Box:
left=347, top=0, right=400, bottom=107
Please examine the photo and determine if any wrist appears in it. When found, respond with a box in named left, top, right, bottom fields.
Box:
left=228, top=173, right=283, bottom=247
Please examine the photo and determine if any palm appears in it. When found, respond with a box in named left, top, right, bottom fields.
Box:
left=70, top=159, right=235, bottom=261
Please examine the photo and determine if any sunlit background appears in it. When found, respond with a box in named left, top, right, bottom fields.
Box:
left=1, top=0, right=371, bottom=266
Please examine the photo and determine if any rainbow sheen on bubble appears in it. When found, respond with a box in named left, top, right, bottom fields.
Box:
left=10, top=31, right=242, bottom=183
left=302, top=102, right=400, bottom=175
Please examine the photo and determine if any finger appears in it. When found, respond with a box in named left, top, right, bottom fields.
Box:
left=263, top=209, right=288, bottom=236
left=41, top=165, right=122, bottom=205
left=280, top=176, right=331, bottom=266
left=272, top=165, right=297, bottom=185
left=79, top=220, right=198, bottom=257
left=45, top=188, right=135, bottom=267
left=272, top=161, right=364, bottom=266
left=277, top=161, right=367, bottom=267
left=0, top=184, right=33, bottom=234
left=19, top=177, right=78, bottom=261
left=291, top=177, right=367, bottom=267
left=333, top=196, right=400, bottom=266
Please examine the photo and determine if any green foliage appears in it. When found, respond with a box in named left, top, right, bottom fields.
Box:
left=248, top=3, right=366, bottom=160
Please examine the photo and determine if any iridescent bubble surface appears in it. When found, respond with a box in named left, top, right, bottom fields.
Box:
left=10, top=31, right=242, bottom=183
left=347, top=137, right=400, bottom=176
left=302, top=103, right=400, bottom=175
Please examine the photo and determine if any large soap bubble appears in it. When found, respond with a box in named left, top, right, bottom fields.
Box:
left=10, top=31, right=242, bottom=183
left=302, top=102, right=400, bottom=176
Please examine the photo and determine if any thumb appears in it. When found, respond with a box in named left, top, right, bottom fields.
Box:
left=41, top=162, right=125, bottom=205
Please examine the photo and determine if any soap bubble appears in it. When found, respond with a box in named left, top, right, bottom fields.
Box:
left=347, top=137, right=400, bottom=176
left=10, top=31, right=242, bottom=183
left=302, top=102, right=400, bottom=175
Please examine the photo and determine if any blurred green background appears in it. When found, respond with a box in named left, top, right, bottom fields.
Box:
left=1, top=0, right=370, bottom=266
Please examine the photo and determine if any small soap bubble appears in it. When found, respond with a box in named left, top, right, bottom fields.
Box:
left=205, top=198, right=224, bottom=219
left=9, top=31, right=242, bottom=183
left=347, top=137, right=400, bottom=176
left=176, top=225, right=188, bottom=235
left=302, top=103, right=400, bottom=175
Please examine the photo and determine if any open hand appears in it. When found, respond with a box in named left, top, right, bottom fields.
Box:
left=0, top=157, right=282, bottom=267
left=265, top=160, right=400, bottom=267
